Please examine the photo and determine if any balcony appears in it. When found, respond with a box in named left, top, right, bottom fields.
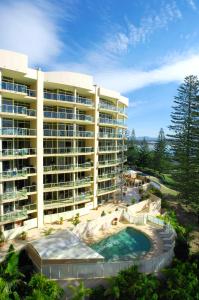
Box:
left=99, top=102, right=117, bottom=112
left=99, top=118, right=126, bottom=126
left=97, top=185, right=118, bottom=195
left=0, top=189, right=27, bottom=203
left=44, top=111, right=94, bottom=122
left=98, top=159, right=120, bottom=167
left=98, top=173, right=117, bottom=181
left=43, top=147, right=94, bottom=155
left=44, top=92, right=93, bottom=106
left=0, top=127, right=36, bottom=137
left=1, top=81, right=36, bottom=97
left=98, top=132, right=124, bottom=139
left=44, top=177, right=92, bottom=191
left=43, top=129, right=94, bottom=138
left=43, top=162, right=92, bottom=173
left=44, top=198, right=74, bottom=209
left=0, top=167, right=36, bottom=181
left=0, top=105, right=36, bottom=117
left=98, top=146, right=117, bottom=152
left=0, top=148, right=36, bottom=159
left=0, top=209, right=28, bottom=223
left=21, top=203, right=37, bottom=211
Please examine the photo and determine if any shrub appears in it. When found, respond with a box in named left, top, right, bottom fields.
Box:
left=131, top=197, right=136, bottom=204
left=59, top=217, right=63, bottom=225
left=101, top=211, right=106, bottom=217
left=71, top=213, right=80, bottom=226
left=20, top=231, right=27, bottom=240
left=174, top=236, right=190, bottom=261
left=148, top=186, right=163, bottom=198
left=43, top=228, right=54, bottom=236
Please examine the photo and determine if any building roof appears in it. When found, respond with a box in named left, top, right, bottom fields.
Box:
left=28, top=229, right=104, bottom=261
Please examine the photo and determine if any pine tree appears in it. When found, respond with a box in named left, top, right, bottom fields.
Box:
left=153, top=128, right=167, bottom=173
left=127, top=129, right=139, bottom=166
left=168, top=75, right=199, bottom=202
left=138, top=138, right=151, bottom=168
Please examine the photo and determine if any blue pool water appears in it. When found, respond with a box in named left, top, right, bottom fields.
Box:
left=91, top=227, right=151, bottom=261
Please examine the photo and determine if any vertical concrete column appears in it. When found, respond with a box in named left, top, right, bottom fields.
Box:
left=73, top=89, right=76, bottom=203
left=0, top=69, right=3, bottom=220
left=36, top=70, right=44, bottom=228
left=93, top=85, right=99, bottom=208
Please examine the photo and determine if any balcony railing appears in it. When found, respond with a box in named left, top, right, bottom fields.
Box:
left=44, top=177, right=92, bottom=190
left=0, top=148, right=36, bottom=157
left=99, top=102, right=117, bottom=112
left=98, top=132, right=124, bottom=138
left=1, top=81, right=36, bottom=97
left=0, top=127, right=36, bottom=136
left=21, top=203, right=37, bottom=211
left=98, top=159, right=120, bottom=166
left=43, top=163, right=92, bottom=173
left=0, top=209, right=28, bottom=223
left=44, top=198, right=74, bottom=208
left=44, top=111, right=93, bottom=122
left=98, top=145, right=127, bottom=152
left=0, top=105, right=36, bottom=117
left=0, top=189, right=27, bottom=203
left=99, top=118, right=126, bottom=126
left=44, top=92, right=93, bottom=106
left=97, top=185, right=118, bottom=195
left=43, top=129, right=94, bottom=138
left=43, top=147, right=94, bottom=155
left=98, top=173, right=117, bottom=180
left=0, top=167, right=36, bottom=180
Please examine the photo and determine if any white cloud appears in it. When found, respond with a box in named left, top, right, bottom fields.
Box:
left=103, top=1, right=182, bottom=54
left=94, top=54, right=199, bottom=93
left=0, top=1, right=74, bottom=65
left=186, top=0, right=197, bottom=10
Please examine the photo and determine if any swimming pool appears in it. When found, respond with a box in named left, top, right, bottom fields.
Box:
left=91, top=227, right=151, bottom=261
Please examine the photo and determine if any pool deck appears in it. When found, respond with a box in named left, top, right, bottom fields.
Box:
left=83, top=221, right=163, bottom=260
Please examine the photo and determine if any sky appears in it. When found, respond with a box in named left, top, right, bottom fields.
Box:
left=0, top=0, right=199, bottom=137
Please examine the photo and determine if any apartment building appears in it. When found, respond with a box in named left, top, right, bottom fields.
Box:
left=0, top=49, right=128, bottom=239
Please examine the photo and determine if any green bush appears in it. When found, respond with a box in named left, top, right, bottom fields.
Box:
left=148, top=186, right=163, bottom=198
left=101, top=211, right=106, bottom=217
left=71, top=213, right=80, bottom=226
left=131, top=197, right=136, bottom=204
left=43, top=228, right=54, bottom=236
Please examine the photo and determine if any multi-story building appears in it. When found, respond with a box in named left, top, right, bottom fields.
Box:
left=0, top=49, right=128, bottom=238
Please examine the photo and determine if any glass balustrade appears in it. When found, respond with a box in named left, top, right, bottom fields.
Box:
left=98, top=132, right=124, bottom=138
left=0, top=105, right=36, bottom=116
left=0, top=148, right=36, bottom=157
left=43, top=147, right=93, bottom=155
left=44, top=92, right=93, bottom=106
left=99, top=102, right=117, bottom=111
left=0, top=189, right=27, bottom=202
left=1, top=81, right=36, bottom=97
left=44, top=111, right=93, bottom=122
left=97, top=185, right=117, bottom=194
left=0, top=209, right=28, bottom=223
left=0, top=128, right=36, bottom=136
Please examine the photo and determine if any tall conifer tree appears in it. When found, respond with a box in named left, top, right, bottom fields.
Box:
left=168, top=75, right=199, bottom=202
left=153, top=128, right=167, bottom=173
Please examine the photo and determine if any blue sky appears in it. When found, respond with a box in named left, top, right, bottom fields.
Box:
left=1, top=0, right=199, bottom=137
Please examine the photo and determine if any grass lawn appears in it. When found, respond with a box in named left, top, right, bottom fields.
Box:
left=149, top=175, right=179, bottom=196
left=148, top=173, right=198, bottom=254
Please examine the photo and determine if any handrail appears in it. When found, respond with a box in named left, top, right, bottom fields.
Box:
left=44, top=111, right=93, bottom=122
left=0, top=127, right=36, bottom=136
left=1, top=81, right=36, bottom=97
left=0, top=104, right=36, bottom=116
left=0, top=209, right=28, bottom=222
left=44, top=92, right=93, bottom=106
left=44, top=147, right=94, bottom=154
left=0, top=148, right=36, bottom=157
left=43, top=129, right=94, bottom=137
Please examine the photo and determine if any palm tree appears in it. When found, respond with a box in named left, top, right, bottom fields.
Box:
left=0, top=244, right=23, bottom=299
left=68, top=281, right=92, bottom=300
left=26, top=273, right=63, bottom=300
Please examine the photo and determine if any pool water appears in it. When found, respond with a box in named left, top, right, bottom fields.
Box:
left=91, top=227, right=151, bottom=261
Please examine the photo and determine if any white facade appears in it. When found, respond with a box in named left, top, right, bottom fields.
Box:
left=0, top=50, right=128, bottom=238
